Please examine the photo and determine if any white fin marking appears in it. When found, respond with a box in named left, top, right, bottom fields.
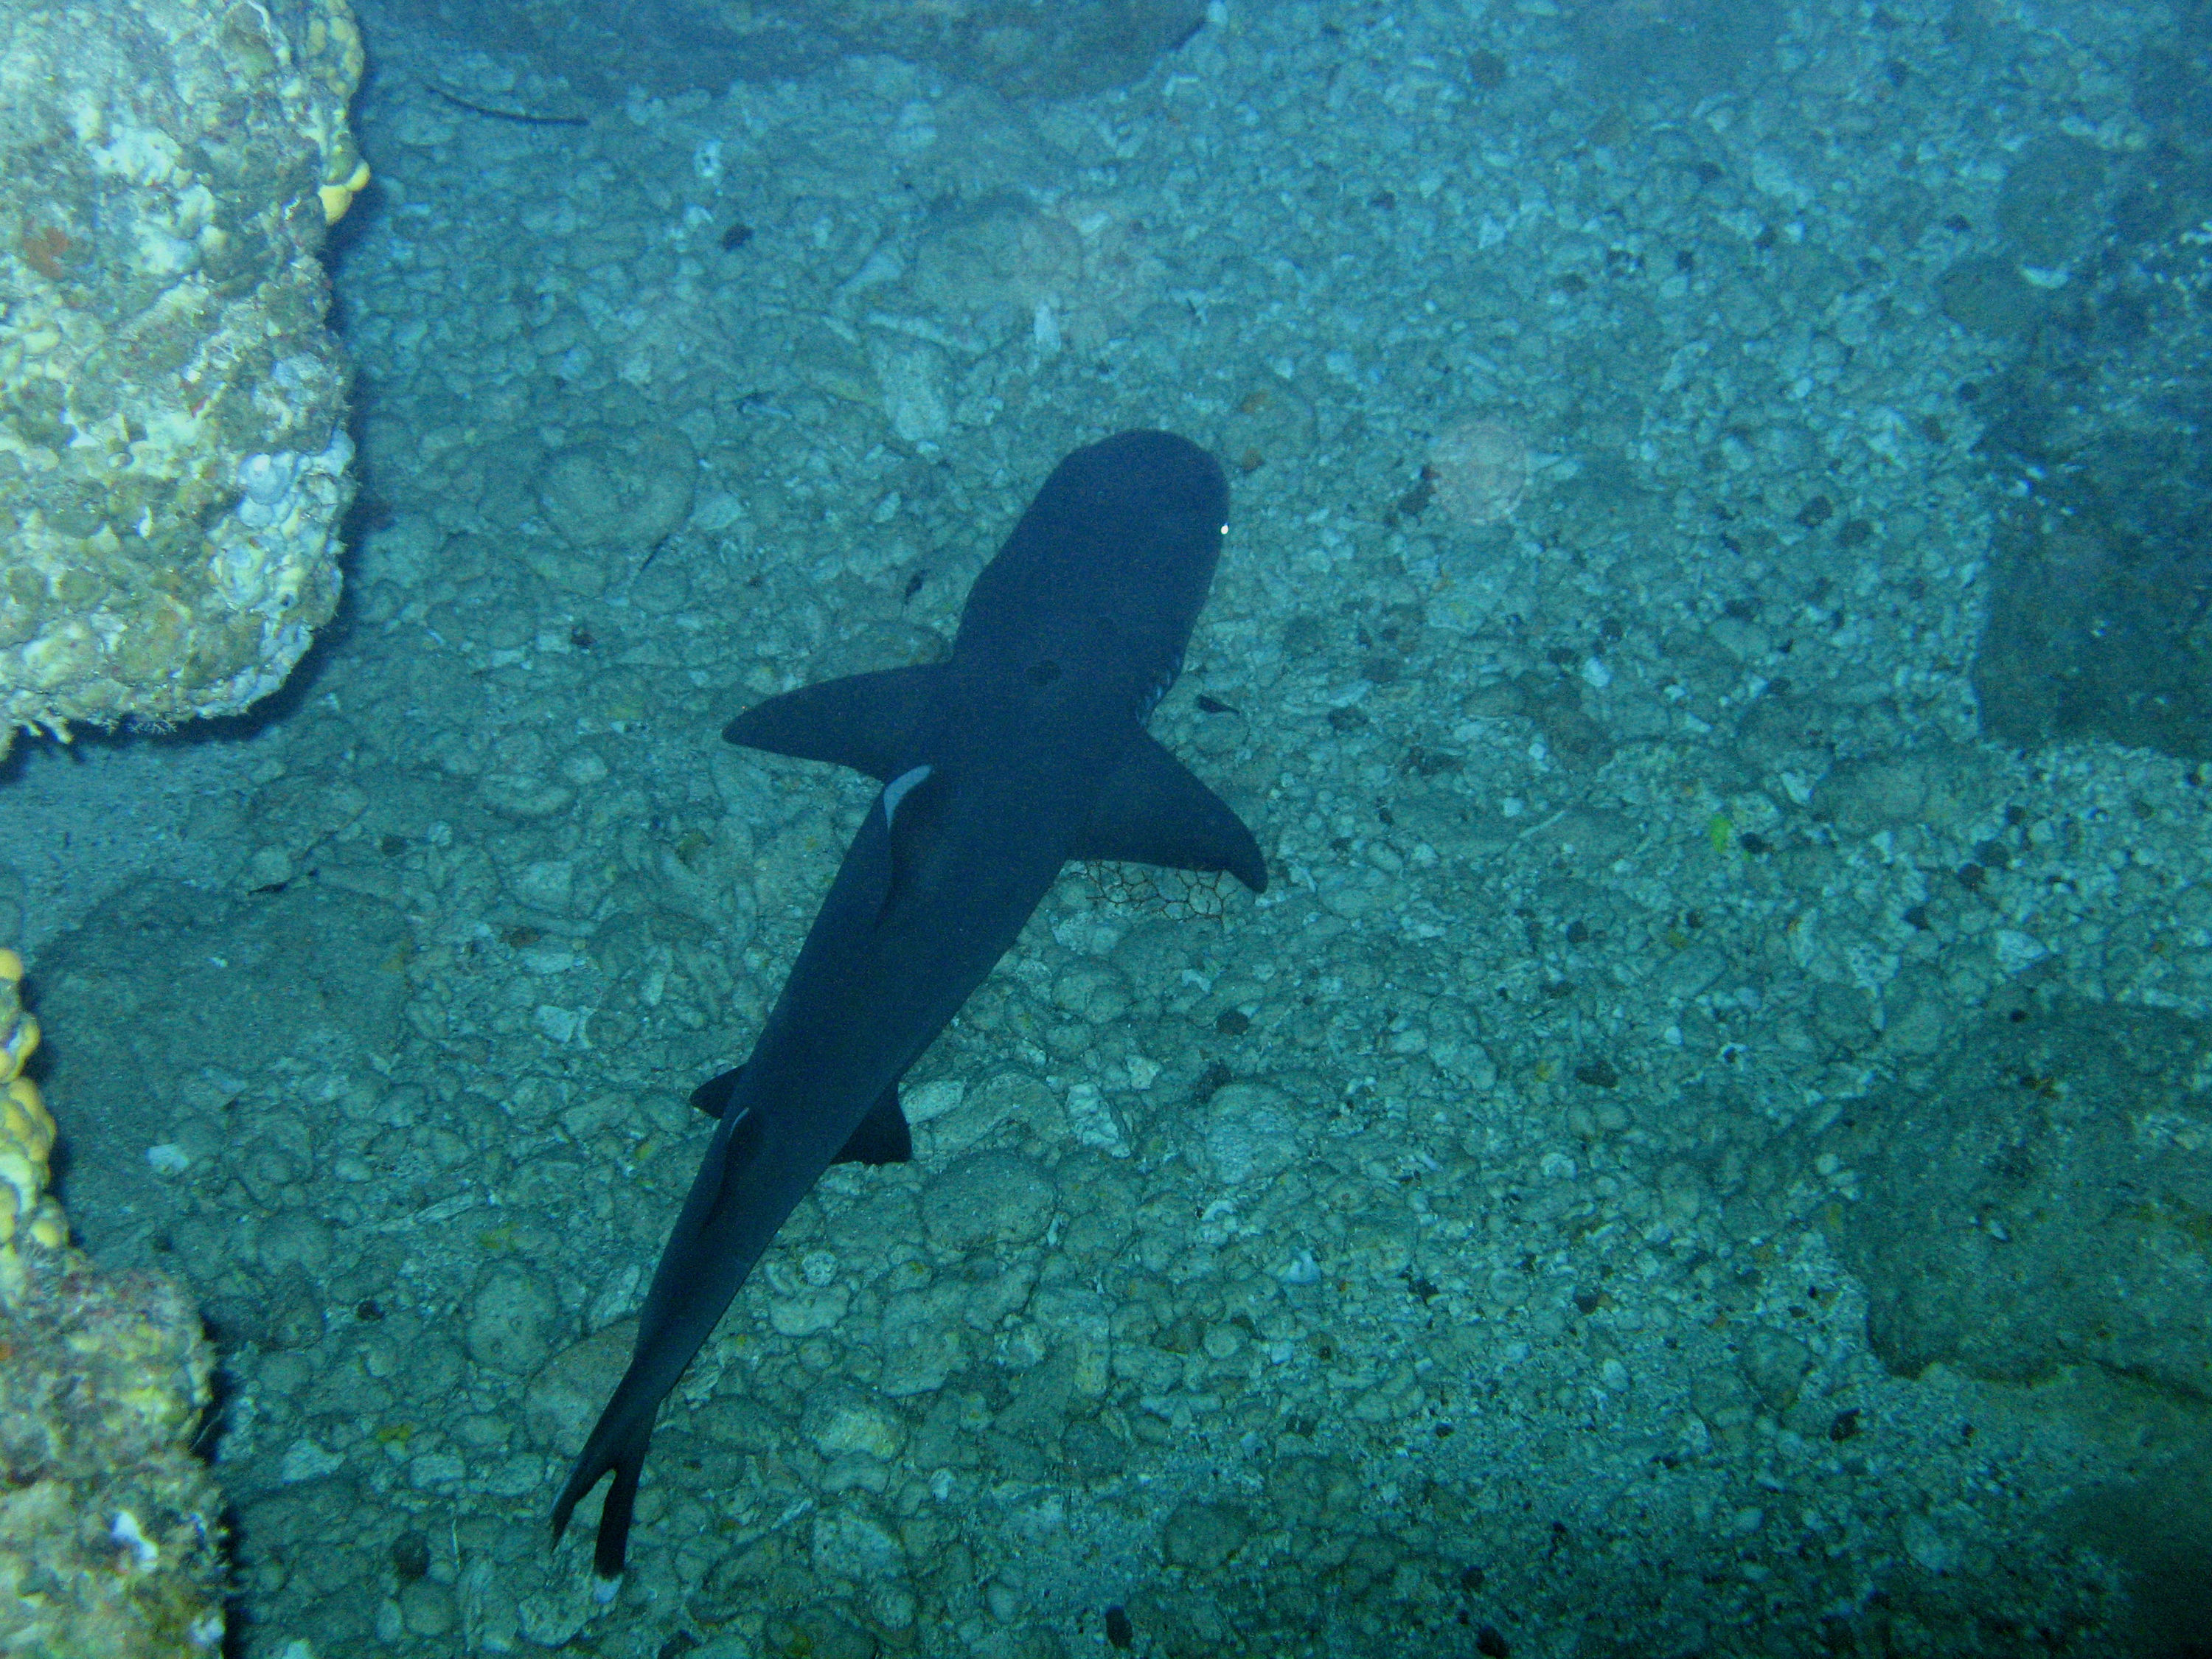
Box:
left=882, top=765, right=933, bottom=827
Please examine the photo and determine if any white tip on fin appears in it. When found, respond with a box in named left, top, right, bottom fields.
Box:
left=882, top=765, right=932, bottom=828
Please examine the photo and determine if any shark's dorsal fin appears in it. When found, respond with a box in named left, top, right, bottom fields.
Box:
left=1077, top=734, right=1269, bottom=892
left=689, top=1065, right=914, bottom=1167
left=722, top=665, right=947, bottom=782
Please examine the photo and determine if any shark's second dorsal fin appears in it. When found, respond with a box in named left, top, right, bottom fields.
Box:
left=723, top=665, right=947, bottom=782
left=1076, top=734, right=1269, bottom=893
left=690, top=1066, right=914, bottom=1166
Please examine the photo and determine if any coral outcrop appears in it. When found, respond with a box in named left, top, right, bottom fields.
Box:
left=0, top=948, right=230, bottom=1655
left=0, top=0, right=367, bottom=753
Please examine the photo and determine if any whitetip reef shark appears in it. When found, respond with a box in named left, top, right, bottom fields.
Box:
left=552, top=430, right=1267, bottom=1579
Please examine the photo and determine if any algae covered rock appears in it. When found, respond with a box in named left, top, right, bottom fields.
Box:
left=0, top=0, right=369, bottom=753
left=1831, top=998, right=2212, bottom=1402
left=381, top=0, right=1208, bottom=104
left=741, top=0, right=1210, bottom=100
left=0, top=948, right=229, bottom=1655
left=0, top=1255, right=227, bottom=1655
left=529, top=424, right=697, bottom=594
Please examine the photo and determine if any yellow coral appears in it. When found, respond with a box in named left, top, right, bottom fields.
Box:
left=4, top=1078, right=52, bottom=1157
left=27, top=1196, right=66, bottom=1250
left=0, top=947, right=60, bottom=1298
left=319, top=158, right=371, bottom=224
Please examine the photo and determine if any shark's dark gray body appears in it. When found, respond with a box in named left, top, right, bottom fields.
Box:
left=552, top=431, right=1265, bottom=1576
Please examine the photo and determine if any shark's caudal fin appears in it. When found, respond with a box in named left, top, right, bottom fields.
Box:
left=552, top=1102, right=780, bottom=1576
left=1077, top=734, right=1269, bottom=892
left=722, top=664, right=945, bottom=779
left=549, top=1386, right=653, bottom=1580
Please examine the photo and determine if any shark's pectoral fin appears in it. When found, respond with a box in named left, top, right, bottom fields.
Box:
left=1077, top=734, right=1269, bottom=892
left=723, top=665, right=949, bottom=780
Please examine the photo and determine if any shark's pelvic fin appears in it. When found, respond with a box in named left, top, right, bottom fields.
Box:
left=687, top=1066, right=745, bottom=1119
left=1077, top=733, right=1269, bottom=892
left=835, top=1080, right=914, bottom=1166
left=690, top=1067, right=914, bottom=1167
left=722, top=664, right=947, bottom=779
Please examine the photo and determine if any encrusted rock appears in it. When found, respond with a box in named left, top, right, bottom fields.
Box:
left=0, top=0, right=367, bottom=751
left=919, top=1151, right=1057, bottom=1251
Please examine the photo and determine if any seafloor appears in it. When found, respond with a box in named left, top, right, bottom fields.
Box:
left=2, top=0, right=2209, bottom=1655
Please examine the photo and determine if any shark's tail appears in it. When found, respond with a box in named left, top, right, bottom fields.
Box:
left=551, top=1403, right=653, bottom=1580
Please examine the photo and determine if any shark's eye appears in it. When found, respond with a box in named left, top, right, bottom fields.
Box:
left=1027, top=659, right=1061, bottom=686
